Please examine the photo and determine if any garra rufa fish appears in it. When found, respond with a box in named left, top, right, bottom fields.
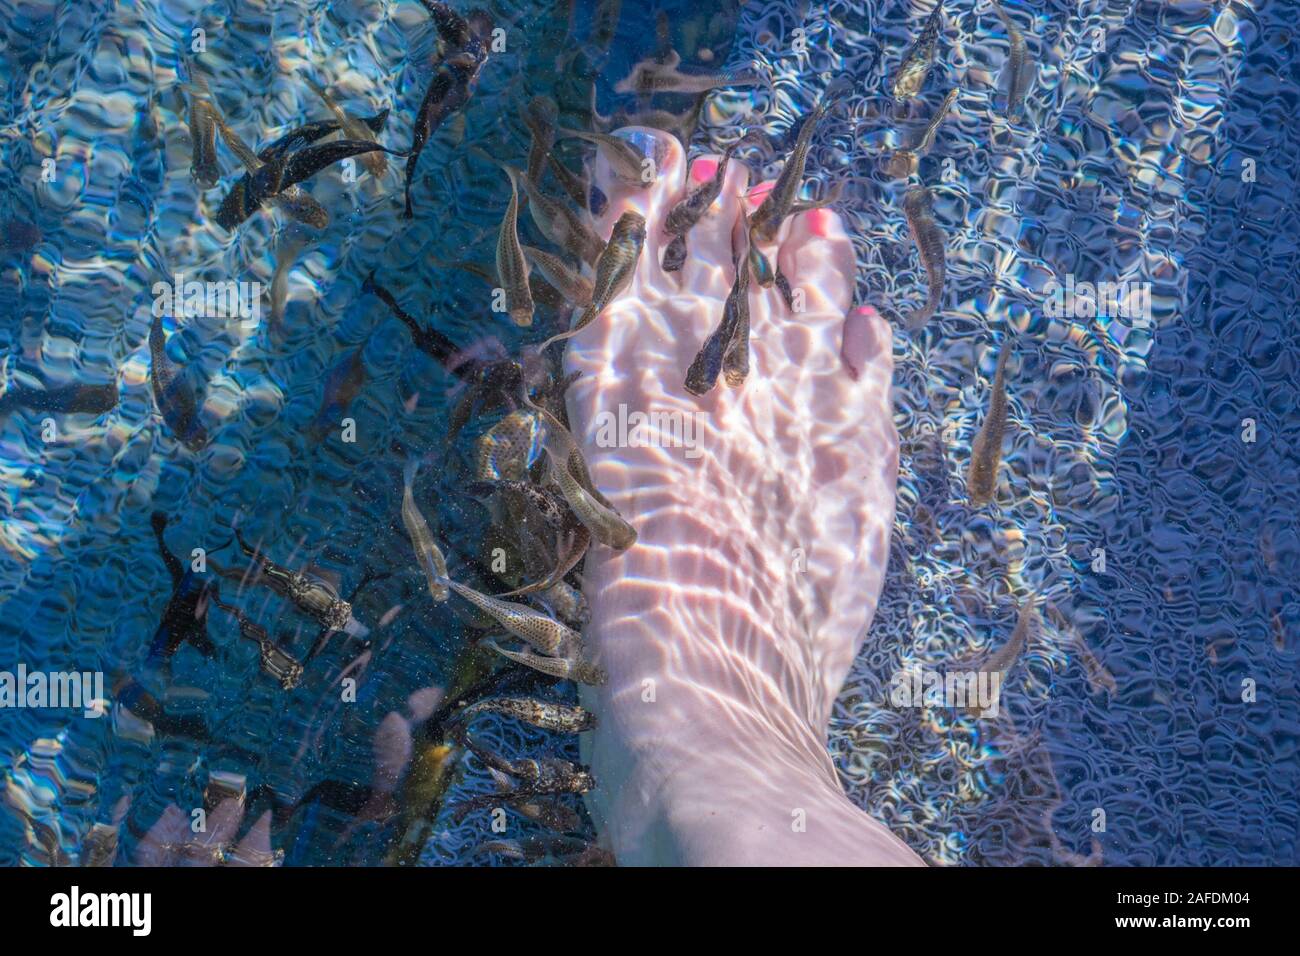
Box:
left=148, top=313, right=208, bottom=451
left=966, top=338, right=1014, bottom=506
left=305, top=76, right=389, bottom=177
left=902, top=185, right=946, bottom=329
left=891, top=2, right=945, bottom=102
left=536, top=211, right=644, bottom=352
left=495, top=166, right=536, bottom=327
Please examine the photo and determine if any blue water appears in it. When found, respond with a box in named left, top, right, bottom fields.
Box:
left=1, top=0, right=1296, bottom=866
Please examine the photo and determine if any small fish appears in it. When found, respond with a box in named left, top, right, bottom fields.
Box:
left=0, top=382, right=117, bottom=418
left=537, top=211, right=645, bottom=352
left=721, top=210, right=754, bottom=388
left=257, top=119, right=355, bottom=164
left=362, top=270, right=467, bottom=376
left=548, top=153, right=592, bottom=210
left=149, top=314, right=208, bottom=451
left=185, top=76, right=220, bottom=188
left=538, top=578, right=589, bottom=627
left=994, top=2, right=1031, bottom=122
left=474, top=410, right=542, bottom=482
left=484, top=638, right=608, bottom=686
left=966, top=339, right=1013, bottom=506
left=209, top=103, right=329, bottom=229
left=493, top=159, right=606, bottom=267
left=521, top=245, right=594, bottom=308
left=665, top=144, right=737, bottom=238
left=964, top=593, right=1036, bottom=716
left=883, top=87, right=958, bottom=179
left=533, top=411, right=638, bottom=551
left=269, top=234, right=306, bottom=326
left=661, top=234, right=689, bottom=273
left=215, top=140, right=398, bottom=231
left=902, top=185, right=946, bottom=329
left=773, top=269, right=795, bottom=311
left=473, top=149, right=602, bottom=264
left=520, top=95, right=557, bottom=184
left=891, top=2, right=945, bottom=102
left=495, top=169, right=535, bottom=327
left=686, top=215, right=749, bottom=395
left=750, top=97, right=837, bottom=248
left=305, top=77, right=388, bottom=178
left=555, top=127, right=656, bottom=186
left=615, top=51, right=761, bottom=95
left=661, top=145, right=738, bottom=274
left=454, top=695, right=596, bottom=733
left=403, top=2, right=492, bottom=218
left=442, top=577, right=580, bottom=658
left=466, top=478, right=570, bottom=534
left=402, top=458, right=450, bottom=602
left=230, top=529, right=354, bottom=633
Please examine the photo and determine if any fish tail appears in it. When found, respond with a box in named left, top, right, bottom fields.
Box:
left=403, top=456, right=421, bottom=491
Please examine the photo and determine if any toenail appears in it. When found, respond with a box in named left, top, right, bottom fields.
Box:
left=806, top=207, right=833, bottom=237
left=691, top=158, right=719, bottom=183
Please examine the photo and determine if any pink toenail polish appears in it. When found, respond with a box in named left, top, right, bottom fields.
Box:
left=747, top=181, right=775, bottom=205
left=692, top=158, right=718, bottom=183
left=807, top=208, right=833, bottom=237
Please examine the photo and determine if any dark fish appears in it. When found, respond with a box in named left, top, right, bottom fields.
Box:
left=210, top=106, right=329, bottom=229
left=147, top=511, right=218, bottom=666
left=149, top=313, right=208, bottom=450
left=0, top=382, right=117, bottom=417
left=966, top=339, right=1013, bottom=506
left=305, top=77, right=389, bottom=177
left=661, top=234, right=688, bottom=273
left=892, top=2, right=945, bottom=102
left=537, top=211, right=645, bottom=352
left=361, top=270, right=469, bottom=379
left=686, top=215, right=750, bottom=396
left=309, top=344, right=368, bottom=441
left=664, top=144, right=737, bottom=237
left=902, top=185, right=946, bottom=329
left=722, top=209, right=755, bottom=388
left=994, top=2, right=1031, bottom=122
left=661, top=144, right=737, bottom=272
left=257, top=120, right=346, bottom=163
left=750, top=98, right=833, bottom=246
left=209, top=594, right=305, bottom=690
left=215, top=140, right=397, bottom=231
left=403, top=2, right=493, bottom=219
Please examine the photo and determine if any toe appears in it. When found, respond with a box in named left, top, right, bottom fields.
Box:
left=589, top=126, right=686, bottom=272
left=675, top=156, right=750, bottom=314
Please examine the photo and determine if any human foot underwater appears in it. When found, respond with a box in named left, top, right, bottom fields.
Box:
left=547, top=125, right=923, bottom=866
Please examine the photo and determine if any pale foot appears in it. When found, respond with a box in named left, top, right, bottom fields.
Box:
left=561, top=128, right=923, bottom=866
